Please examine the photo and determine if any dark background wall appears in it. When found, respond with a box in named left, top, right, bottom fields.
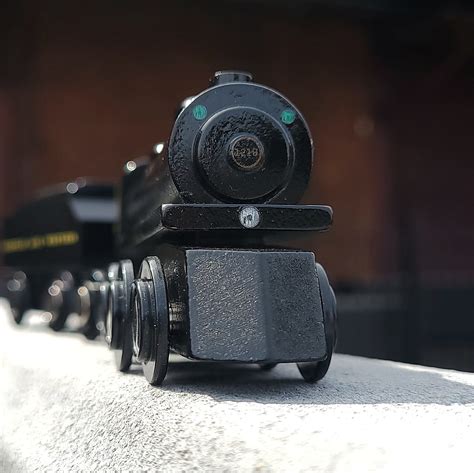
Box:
left=1, top=0, right=473, bottom=369
left=0, top=0, right=397, bottom=282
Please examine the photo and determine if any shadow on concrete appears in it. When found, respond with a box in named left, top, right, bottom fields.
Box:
left=3, top=302, right=473, bottom=407
left=160, top=358, right=474, bottom=406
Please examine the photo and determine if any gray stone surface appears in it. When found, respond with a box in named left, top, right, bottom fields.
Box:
left=0, top=300, right=473, bottom=472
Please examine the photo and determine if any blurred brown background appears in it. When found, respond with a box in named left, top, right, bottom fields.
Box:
left=1, top=0, right=473, bottom=369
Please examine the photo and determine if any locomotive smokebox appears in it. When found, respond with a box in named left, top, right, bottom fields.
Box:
left=168, top=71, right=313, bottom=204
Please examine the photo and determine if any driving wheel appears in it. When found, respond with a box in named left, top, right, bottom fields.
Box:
left=297, top=263, right=337, bottom=383
left=131, top=256, right=169, bottom=386
left=105, top=260, right=134, bottom=372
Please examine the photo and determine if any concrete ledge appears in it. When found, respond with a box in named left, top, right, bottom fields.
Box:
left=1, top=300, right=473, bottom=472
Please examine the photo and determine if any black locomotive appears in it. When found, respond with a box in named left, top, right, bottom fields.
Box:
left=2, top=71, right=337, bottom=385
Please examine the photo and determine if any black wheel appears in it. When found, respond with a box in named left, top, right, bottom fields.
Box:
left=131, top=256, right=169, bottom=386
left=96, top=263, right=119, bottom=337
left=259, top=363, right=278, bottom=371
left=93, top=281, right=110, bottom=338
left=76, top=284, right=93, bottom=337
left=297, top=263, right=337, bottom=383
left=48, top=272, right=77, bottom=331
left=107, top=263, right=120, bottom=283
left=77, top=270, right=107, bottom=340
left=105, top=260, right=134, bottom=372
left=7, top=271, right=30, bottom=324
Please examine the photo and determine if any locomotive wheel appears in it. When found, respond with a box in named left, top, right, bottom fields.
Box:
left=93, top=281, right=111, bottom=338
left=77, top=270, right=107, bottom=340
left=131, top=256, right=169, bottom=386
left=106, top=260, right=134, bottom=372
left=7, top=272, right=30, bottom=324
left=115, top=260, right=134, bottom=372
left=297, top=263, right=337, bottom=383
left=108, top=263, right=120, bottom=282
left=98, top=263, right=119, bottom=337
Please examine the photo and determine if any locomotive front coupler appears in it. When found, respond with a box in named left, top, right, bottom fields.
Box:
left=126, top=203, right=336, bottom=385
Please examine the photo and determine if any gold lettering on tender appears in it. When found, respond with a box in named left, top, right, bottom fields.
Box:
left=2, top=231, right=80, bottom=254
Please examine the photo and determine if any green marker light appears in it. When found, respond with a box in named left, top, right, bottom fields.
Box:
left=193, top=104, right=207, bottom=121
left=281, top=109, right=296, bottom=125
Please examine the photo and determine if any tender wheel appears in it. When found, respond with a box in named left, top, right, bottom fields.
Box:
left=297, top=263, right=337, bottom=383
left=105, top=260, right=134, bottom=372
left=48, top=271, right=77, bottom=331
left=131, top=256, right=169, bottom=386
left=7, top=271, right=30, bottom=324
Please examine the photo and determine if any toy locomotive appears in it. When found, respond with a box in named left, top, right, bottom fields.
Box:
left=2, top=71, right=337, bottom=385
